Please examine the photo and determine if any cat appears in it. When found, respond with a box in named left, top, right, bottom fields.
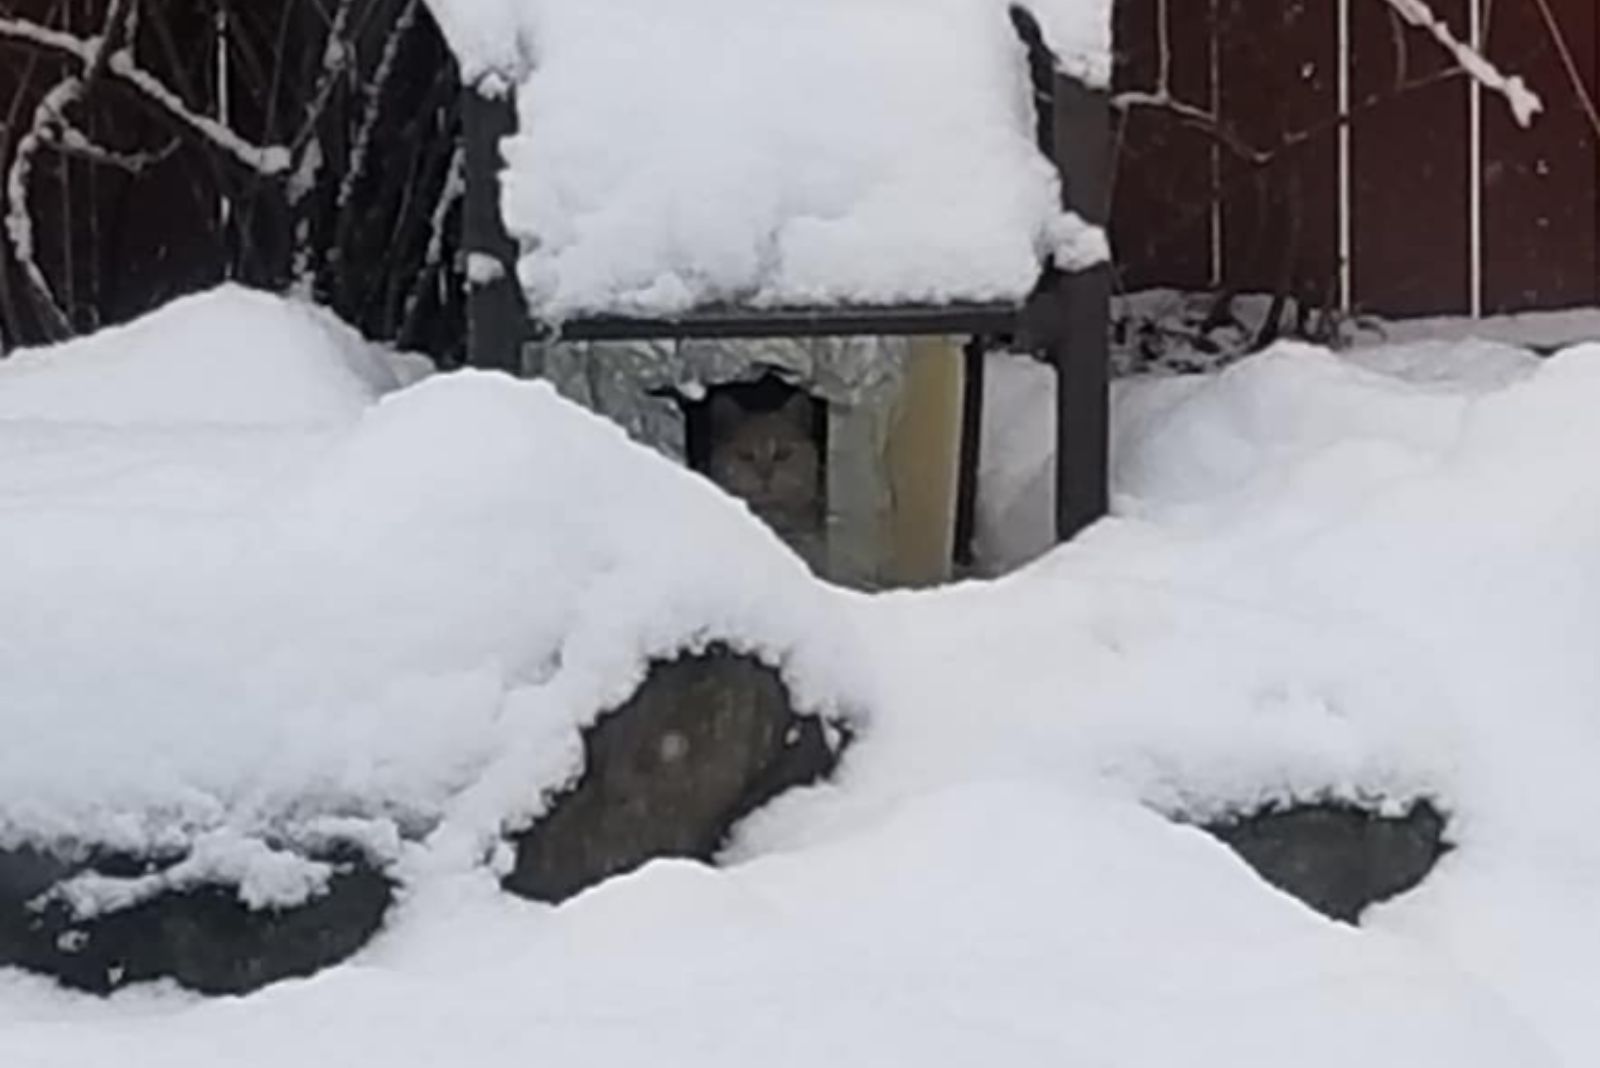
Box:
left=705, top=389, right=826, bottom=570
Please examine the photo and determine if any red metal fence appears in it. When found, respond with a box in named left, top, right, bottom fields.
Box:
left=1111, top=0, right=1599, bottom=319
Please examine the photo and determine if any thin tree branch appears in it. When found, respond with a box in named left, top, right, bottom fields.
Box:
left=0, top=11, right=290, bottom=175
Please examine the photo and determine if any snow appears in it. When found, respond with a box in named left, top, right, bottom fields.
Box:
left=465, top=251, right=506, bottom=287
left=48, top=832, right=336, bottom=918
left=0, top=786, right=1559, bottom=1068
left=422, top=0, right=531, bottom=85
left=425, top=0, right=1112, bottom=87
left=1361, top=306, right=1600, bottom=352
left=1023, top=0, right=1114, bottom=87
left=0, top=286, right=857, bottom=870
left=464, top=0, right=1112, bottom=319
left=0, top=286, right=398, bottom=426
left=6, top=289, right=1600, bottom=1066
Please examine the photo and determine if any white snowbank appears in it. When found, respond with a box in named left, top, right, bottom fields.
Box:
left=0, top=286, right=399, bottom=426
left=5, top=292, right=1600, bottom=1066
left=0, top=287, right=857, bottom=880
left=941, top=337, right=1600, bottom=1062
left=0, top=785, right=1556, bottom=1068
left=482, top=0, right=1110, bottom=319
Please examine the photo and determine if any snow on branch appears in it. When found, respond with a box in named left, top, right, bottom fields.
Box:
left=1382, top=0, right=1542, bottom=126
left=0, top=15, right=291, bottom=176
left=4, top=80, right=82, bottom=338
left=104, top=51, right=290, bottom=175
left=1113, top=0, right=1545, bottom=166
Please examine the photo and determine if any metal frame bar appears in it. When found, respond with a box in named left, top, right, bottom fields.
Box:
left=542, top=304, right=1024, bottom=343
left=462, top=89, right=524, bottom=375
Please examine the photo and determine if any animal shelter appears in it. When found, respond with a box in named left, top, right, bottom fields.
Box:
left=457, top=0, right=1116, bottom=587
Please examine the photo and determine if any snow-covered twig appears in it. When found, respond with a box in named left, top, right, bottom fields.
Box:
left=1, top=0, right=464, bottom=356
left=0, top=13, right=291, bottom=176
left=0, top=15, right=93, bottom=60
left=53, top=119, right=173, bottom=173
left=1113, top=0, right=1543, bottom=138
left=4, top=80, right=81, bottom=338
left=105, top=51, right=290, bottom=175
left=401, top=142, right=463, bottom=340
left=1381, top=0, right=1541, bottom=125
left=287, top=0, right=357, bottom=157
left=340, top=0, right=419, bottom=212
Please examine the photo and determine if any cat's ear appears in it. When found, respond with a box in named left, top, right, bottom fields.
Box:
left=778, top=391, right=814, bottom=426
left=709, top=393, right=743, bottom=434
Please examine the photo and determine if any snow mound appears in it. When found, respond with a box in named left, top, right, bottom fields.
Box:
left=0, top=289, right=859, bottom=874
left=0, top=784, right=1556, bottom=1068
left=490, top=0, right=1108, bottom=319
left=5, top=293, right=1600, bottom=1066
left=0, top=286, right=401, bottom=427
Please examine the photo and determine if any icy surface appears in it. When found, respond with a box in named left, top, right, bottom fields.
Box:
left=483, top=0, right=1111, bottom=318
left=5, top=290, right=1600, bottom=1065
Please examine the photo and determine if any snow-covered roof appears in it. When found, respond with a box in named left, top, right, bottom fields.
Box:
left=426, top=0, right=1113, bottom=320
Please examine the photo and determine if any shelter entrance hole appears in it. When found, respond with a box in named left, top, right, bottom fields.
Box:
left=684, top=375, right=828, bottom=569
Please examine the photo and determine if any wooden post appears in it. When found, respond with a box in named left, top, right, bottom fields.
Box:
left=1050, top=74, right=1112, bottom=541
left=462, top=87, right=525, bottom=374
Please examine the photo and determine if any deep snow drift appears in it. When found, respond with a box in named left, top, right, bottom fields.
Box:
left=3, top=288, right=1600, bottom=1067
left=0, top=286, right=859, bottom=889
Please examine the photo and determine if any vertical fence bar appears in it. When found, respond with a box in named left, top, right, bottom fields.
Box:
left=1209, top=0, right=1224, bottom=288
left=1337, top=0, right=1353, bottom=312
left=1468, top=0, right=1484, bottom=318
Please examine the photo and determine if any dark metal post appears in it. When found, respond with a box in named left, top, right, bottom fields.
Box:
left=462, top=87, right=525, bottom=375
left=952, top=336, right=988, bottom=568
left=1050, top=75, right=1112, bottom=541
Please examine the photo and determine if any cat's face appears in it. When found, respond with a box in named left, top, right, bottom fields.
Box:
left=706, top=394, right=821, bottom=516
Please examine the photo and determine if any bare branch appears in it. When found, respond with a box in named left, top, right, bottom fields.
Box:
left=0, top=12, right=291, bottom=176
left=401, top=141, right=462, bottom=341
left=4, top=79, right=79, bottom=339
left=339, top=0, right=417, bottom=212
left=54, top=120, right=175, bottom=173
left=1381, top=0, right=1542, bottom=125
left=1528, top=0, right=1600, bottom=141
